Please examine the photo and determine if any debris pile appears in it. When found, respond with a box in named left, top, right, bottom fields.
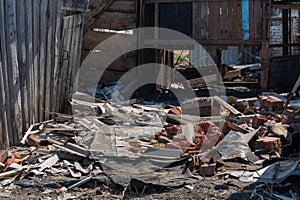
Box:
left=0, top=91, right=300, bottom=199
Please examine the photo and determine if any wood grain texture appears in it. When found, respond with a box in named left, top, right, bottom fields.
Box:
left=0, top=0, right=87, bottom=148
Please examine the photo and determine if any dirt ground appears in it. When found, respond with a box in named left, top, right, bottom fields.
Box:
left=0, top=177, right=277, bottom=200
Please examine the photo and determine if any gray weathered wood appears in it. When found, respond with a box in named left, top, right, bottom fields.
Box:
left=62, top=0, right=89, bottom=12
left=53, top=0, right=62, bottom=113
left=33, top=0, right=41, bottom=123
left=39, top=0, right=48, bottom=121
left=25, top=0, right=34, bottom=126
left=45, top=0, right=56, bottom=119
left=5, top=0, right=22, bottom=145
left=0, top=0, right=88, bottom=148
left=68, top=14, right=84, bottom=96
left=17, top=0, right=29, bottom=132
left=0, top=47, right=9, bottom=149
left=0, top=0, right=12, bottom=148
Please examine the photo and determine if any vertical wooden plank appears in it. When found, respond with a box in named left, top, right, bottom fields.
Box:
left=64, top=15, right=75, bottom=111
left=58, top=16, right=73, bottom=112
left=0, top=45, right=9, bottom=149
left=73, top=14, right=84, bottom=94
left=45, top=0, right=55, bottom=119
left=232, top=0, right=238, bottom=40
left=33, top=0, right=41, bottom=123
left=67, top=14, right=84, bottom=97
left=25, top=0, right=34, bottom=126
left=253, top=0, right=262, bottom=39
left=227, top=0, right=233, bottom=39
left=261, top=41, right=269, bottom=91
left=0, top=0, right=12, bottom=147
left=39, top=0, right=48, bottom=121
left=214, top=2, right=222, bottom=39
left=16, top=0, right=29, bottom=133
left=193, top=2, right=208, bottom=40
left=4, top=0, right=22, bottom=145
left=53, top=0, right=62, bottom=113
left=282, top=9, right=289, bottom=55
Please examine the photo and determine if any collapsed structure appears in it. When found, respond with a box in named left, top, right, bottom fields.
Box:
left=0, top=0, right=300, bottom=199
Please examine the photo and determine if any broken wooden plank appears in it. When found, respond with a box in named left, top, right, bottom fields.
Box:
left=38, top=154, right=59, bottom=174
left=227, top=121, right=250, bottom=134
left=20, top=119, right=54, bottom=144
left=213, top=96, right=242, bottom=116
left=68, top=175, right=93, bottom=190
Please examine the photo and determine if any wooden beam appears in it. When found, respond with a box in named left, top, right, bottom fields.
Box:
left=282, top=9, right=289, bottom=55
left=260, top=41, right=269, bottom=92
left=142, top=39, right=265, bottom=47
left=213, top=96, right=242, bottom=116
left=269, top=43, right=300, bottom=47
left=272, top=4, right=300, bottom=9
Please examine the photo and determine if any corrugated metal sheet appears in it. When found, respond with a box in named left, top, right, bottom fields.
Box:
left=159, top=3, right=192, bottom=38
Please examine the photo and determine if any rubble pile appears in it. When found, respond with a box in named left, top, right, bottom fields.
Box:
left=0, top=91, right=300, bottom=199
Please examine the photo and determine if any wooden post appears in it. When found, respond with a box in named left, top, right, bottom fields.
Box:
left=282, top=9, right=289, bottom=56
left=261, top=41, right=269, bottom=91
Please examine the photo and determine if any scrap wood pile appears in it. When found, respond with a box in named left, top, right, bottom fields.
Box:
left=0, top=91, right=300, bottom=199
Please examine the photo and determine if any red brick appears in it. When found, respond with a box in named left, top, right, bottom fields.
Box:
left=199, top=163, right=216, bottom=176
left=253, top=114, right=267, bottom=125
left=168, top=107, right=182, bottom=115
left=259, top=96, right=284, bottom=111
left=256, top=136, right=281, bottom=155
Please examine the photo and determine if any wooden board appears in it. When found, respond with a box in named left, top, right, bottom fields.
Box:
left=62, top=0, right=89, bottom=11
left=107, top=0, right=136, bottom=13
left=0, top=0, right=12, bottom=148
left=91, top=12, right=136, bottom=30
left=193, top=2, right=208, bottom=40
left=5, top=0, right=22, bottom=145
left=0, top=0, right=86, bottom=147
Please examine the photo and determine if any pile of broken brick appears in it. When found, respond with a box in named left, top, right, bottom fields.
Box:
left=0, top=91, right=300, bottom=199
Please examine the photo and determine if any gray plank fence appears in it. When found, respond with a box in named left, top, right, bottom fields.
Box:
left=0, top=0, right=88, bottom=149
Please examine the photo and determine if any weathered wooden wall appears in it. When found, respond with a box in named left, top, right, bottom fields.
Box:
left=81, top=0, right=137, bottom=81
left=0, top=0, right=87, bottom=149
